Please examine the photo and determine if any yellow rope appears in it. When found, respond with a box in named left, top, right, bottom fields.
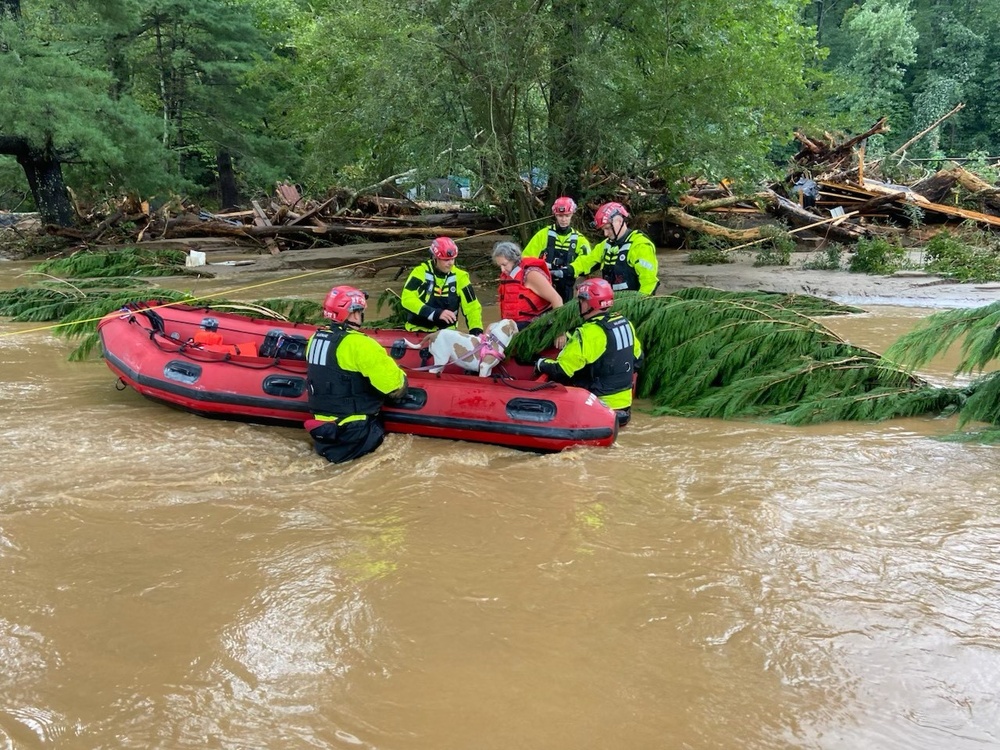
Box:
left=0, top=218, right=541, bottom=338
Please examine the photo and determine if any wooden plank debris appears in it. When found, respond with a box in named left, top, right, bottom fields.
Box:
left=251, top=199, right=281, bottom=255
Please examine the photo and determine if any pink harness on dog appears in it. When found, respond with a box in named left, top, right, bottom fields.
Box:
left=476, top=333, right=506, bottom=363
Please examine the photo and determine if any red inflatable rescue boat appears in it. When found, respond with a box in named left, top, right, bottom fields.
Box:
left=96, top=301, right=618, bottom=452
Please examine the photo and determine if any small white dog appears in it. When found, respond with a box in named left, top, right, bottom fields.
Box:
left=401, top=318, right=519, bottom=376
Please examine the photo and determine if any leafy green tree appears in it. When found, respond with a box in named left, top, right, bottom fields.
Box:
left=1, top=0, right=295, bottom=224
left=278, top=0, right=823, bottom=227
left=1, top=1, right=186, bottom=223
left=833, top=0, right=919, bottom=134
left=908, top=11, right=984, bottom=156
left=106, top=0, right=296, bottom=205
left=2, top=2, right=100, bottom=223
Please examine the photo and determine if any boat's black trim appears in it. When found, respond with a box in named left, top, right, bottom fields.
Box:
left=103, top=348, right=311, bottom=414
left=382, top=409, right=615, bottom=442
left=103, top=343, right=615, bottom=444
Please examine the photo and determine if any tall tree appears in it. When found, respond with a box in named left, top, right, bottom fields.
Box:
left=279, top=0, right=822, bottom=223
left=1, top=4, right=103, bottom=224
left=832, top=0, right=919, bottom=138
left=115, top=0, right=294, bottom=203
left=0, top=1, right=179, bottom=224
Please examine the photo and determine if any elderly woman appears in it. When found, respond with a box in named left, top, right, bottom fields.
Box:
left=492, top=241, right=564, bottom=330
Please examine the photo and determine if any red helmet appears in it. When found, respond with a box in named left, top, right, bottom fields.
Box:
left=552, top=196, right=577, bottom=215
left=594, top=202, right=629, bottom=229
left=430, top=236, right=459, bottom=260
left=577, top=278, right=614, bottom=313
left=322, top=285, right=368, bottom=323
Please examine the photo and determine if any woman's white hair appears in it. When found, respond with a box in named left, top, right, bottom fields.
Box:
left=492, top=241, right=523, bottom=264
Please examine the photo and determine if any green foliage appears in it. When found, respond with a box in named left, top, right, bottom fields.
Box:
left=923, top=228, right=1000, bottom=282
left=33, top=248, right=187, bottom=278
left=368, top=290, right=407, bottom=329
left=849, top=236, right=907, bottom=274
left=802, top=244, right=844, bottom=270
left=883, top=300, right=1000, bottom=373
left=508, top=288, right=955, bottom=426
left=686, top=235, right=733, bottom=266
left=0, top=285, right=192, bottom=359
left=0, top=4, right=179, bottom=200
left=957, top=370, right=1000, bottom=428
left=752, top=227, right=795, bottom=267
left=832, top=0, right=919, bottom=126
left=820, top=0, right=1000, bottom=159
left=275, top=0, right=824, bottom=219
left=901, top=202, right=925, bottom=228
left=961, top=150, right=1000, bottom=184
left=686, top=247, right=733, bottom=266
left=940, top=425, right=1000, bottom=444
left=116, top=0, right=296, bottom=198
left=1, top=0, right=296, bottom=208
left=881, top=300, right=1000, bottom=432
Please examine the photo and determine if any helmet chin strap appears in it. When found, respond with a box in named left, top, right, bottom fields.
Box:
left=609, top=216, right=625, bottom=243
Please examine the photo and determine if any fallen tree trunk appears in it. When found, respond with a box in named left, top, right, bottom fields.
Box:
left=911, top=168, right=961, bottom=203
left=852, top=192, right=909, bottom=216
left=161, top=219, right=472, bottom=243
left=760, top=190, right=868, bottom=243
left=682, top=192, right=772, bottom=213
left=660, top=207, right=763, bottom=242
left=950, top=167, right=1000, bottom=214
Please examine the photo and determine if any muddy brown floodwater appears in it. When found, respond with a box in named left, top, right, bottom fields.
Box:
left=2, top=249, right=1000, bottom=749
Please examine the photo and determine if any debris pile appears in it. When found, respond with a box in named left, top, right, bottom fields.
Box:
left=19, top=112, right=1000, bottom=258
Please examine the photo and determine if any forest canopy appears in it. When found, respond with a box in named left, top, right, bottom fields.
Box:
left=2, top=0, right=999, bottom=226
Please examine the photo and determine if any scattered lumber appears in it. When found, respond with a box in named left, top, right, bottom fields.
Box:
left=794, top=117, right=890, bottom=172
left=760, top=189, right=869, bottom=243
left=31, top=119, right=1000, bottom=258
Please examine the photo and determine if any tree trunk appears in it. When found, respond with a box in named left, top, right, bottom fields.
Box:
left=547, top=0, right=587, bottom=200
left=0, top=135, right=75, bottom=226
left=659, top=207, right=764, bottom=242
left=761, top=189, right=867, bottom=243
left=216, top=149, right=240, bottom=209
left=910, top=168, right=960, bottom=203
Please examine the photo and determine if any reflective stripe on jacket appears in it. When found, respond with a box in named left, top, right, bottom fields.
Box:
left=306, top=326, right=400, bottom=419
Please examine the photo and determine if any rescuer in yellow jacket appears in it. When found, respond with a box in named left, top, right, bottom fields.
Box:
left=535, top=278, right=642, bottom=427
left=305, top=286, right=407, bottom=464
left=582, top=201, right=659, bottom=295
left=400, top=236, right=484, bottom=335
left=522, top=196, right=594, bottom=302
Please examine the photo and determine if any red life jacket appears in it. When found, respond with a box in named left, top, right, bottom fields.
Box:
left=498, top=257, right=553, bottom=322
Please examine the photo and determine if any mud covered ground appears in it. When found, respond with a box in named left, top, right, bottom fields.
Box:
left=187, top=239, right=1000, bottom=310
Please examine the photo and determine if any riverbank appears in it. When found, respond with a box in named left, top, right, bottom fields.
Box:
left=185, top=240, right=1000, bottom=310
left=6, top=231, right=1000, bottom=309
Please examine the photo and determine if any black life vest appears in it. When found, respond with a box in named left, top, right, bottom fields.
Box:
left=306, top=326, right=384, bottom=418
left=601, top=231, right=641, bottom=292
left=574, top=313, right=637, bottom=397
left=544, top=226, right=581, bottom=302
left=543, top=226, right=580, bottom=270
left=406, top=261, right=460, bottom=330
